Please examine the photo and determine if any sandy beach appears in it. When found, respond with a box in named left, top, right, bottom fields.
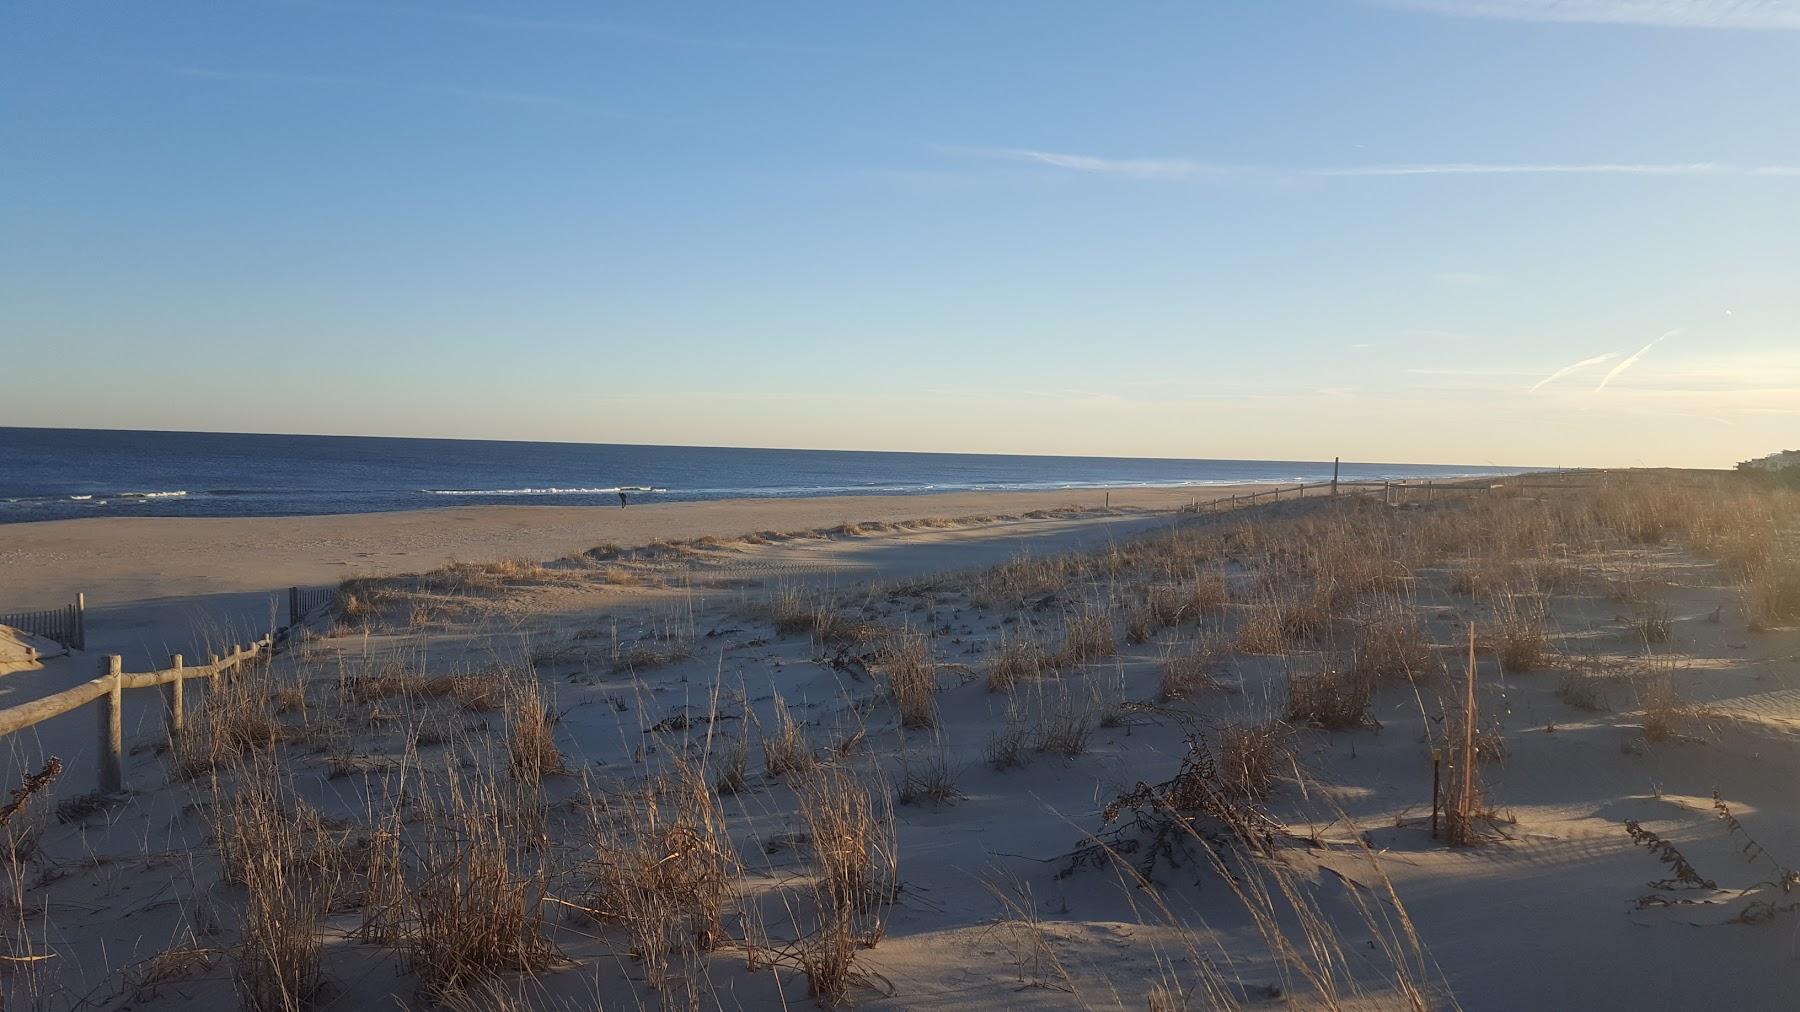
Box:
left=0, top=484, right=1254, bottom=611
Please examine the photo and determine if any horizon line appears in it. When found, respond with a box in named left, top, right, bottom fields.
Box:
left=0, top=423, right=1548, bottom=472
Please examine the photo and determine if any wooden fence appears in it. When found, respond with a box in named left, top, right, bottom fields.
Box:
left=0, top=638, right=277, bottom=794
left=0, top=584, right=339, bottom=795
left=0, top=594, right=85, bottom=651
left=1190, top=477, right=1505, bottom=514
left=288, top=585, right=335, bottom=627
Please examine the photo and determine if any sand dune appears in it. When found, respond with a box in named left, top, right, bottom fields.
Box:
left=1, top=474, right=1794, bottom=1010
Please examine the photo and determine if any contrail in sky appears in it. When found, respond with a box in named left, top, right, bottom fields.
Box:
left=1527, top=352, right=1617, bottom=393
left=1596, top=330, right=1680, bottom=391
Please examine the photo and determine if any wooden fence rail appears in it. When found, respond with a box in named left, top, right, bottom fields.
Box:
left=0, top=594, right=85, bottom=651
left=0, top=637, right=276, bottom=795
left=0, top=584, right=339, bottom=796
left=1194, top=477, right=1506, bottom=515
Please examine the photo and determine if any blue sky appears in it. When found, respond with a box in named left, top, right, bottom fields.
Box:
left=3, top=1, right=1797, bottom=467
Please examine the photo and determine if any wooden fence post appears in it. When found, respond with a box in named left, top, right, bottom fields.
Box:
left=289, top=586, right=301, bottom=627
left=1332, top=457, right=1340, bottom=497
left=98, top=654, right=123, bottom=794
left=76, top=592, right=86, bottom=650
left=164, top=654, right=185, bottom=738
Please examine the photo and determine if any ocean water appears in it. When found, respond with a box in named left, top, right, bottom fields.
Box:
left=0, top=427, right=1530, bottom=524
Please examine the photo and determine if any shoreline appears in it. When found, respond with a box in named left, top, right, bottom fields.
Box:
left=0, top=483, right=1265, bottom=612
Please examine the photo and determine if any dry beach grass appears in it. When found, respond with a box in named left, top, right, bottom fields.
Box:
left=1, top=471, right=1797, bottom=1009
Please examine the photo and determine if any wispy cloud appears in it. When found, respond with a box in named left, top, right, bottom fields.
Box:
left=966, top=147, right=1798, bottom=181
left=1596, top=329, right=1679, bottom=390
left=1527, top=352, right=1617, bottom=393
left=1317, top=161, right=1724, bottom=176
left=1372, top=1, right=1800, bottom=30
left=964, top=148, right=1246, bottom=180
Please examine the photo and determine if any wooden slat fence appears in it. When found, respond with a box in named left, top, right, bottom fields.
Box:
left=0, top=594, right=85, bottom=651
left=1189, top=478, right=1508, bottom=515
left=288, top=585, right=336, bottom=626
left=0, top=584, right=339, bottom=795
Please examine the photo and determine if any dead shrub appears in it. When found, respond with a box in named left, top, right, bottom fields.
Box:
left=1216, top=722, right=1288, bottom=800
left=333, top=577, right=385, bottom=628
left=1284, top=666, right=1376, bottom=730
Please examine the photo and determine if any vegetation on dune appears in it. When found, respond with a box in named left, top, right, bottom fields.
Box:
left=7, top=470, right=1796, bottom=1008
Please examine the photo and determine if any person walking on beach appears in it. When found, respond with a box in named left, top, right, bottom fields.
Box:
left=618, top=491, right=628, bottom=509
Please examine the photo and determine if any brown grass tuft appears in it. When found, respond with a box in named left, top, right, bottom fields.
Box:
left=1743, top=558, right=1800, bottom=631
left=217, top=763, right=332, bottom=1012
left=586, top=756, right=739, bottom=989
left=405, top=761, right=558, bottom=1002
left=1349, top=605, right=1436, bottom=681
left=877, top=633, right=938, bottom=730
left=1285, top=665, right=1376, bottom=730
left=1158, top=634, right=1229, bottom=701
left=504, top=676, right=564, bottom=785
left=793, top=763, right=898, bottom=1003
left=1053, top=608, right=1114, bottom=667
left=1485, top=586, right=1553, bottom=672
left=985, top=628, right=1047, bottom=693
left=761, top=692, right=816, bottom=778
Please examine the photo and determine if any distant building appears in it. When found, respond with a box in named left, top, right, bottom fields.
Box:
left=1738, top=449, right=1800, bottom=473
